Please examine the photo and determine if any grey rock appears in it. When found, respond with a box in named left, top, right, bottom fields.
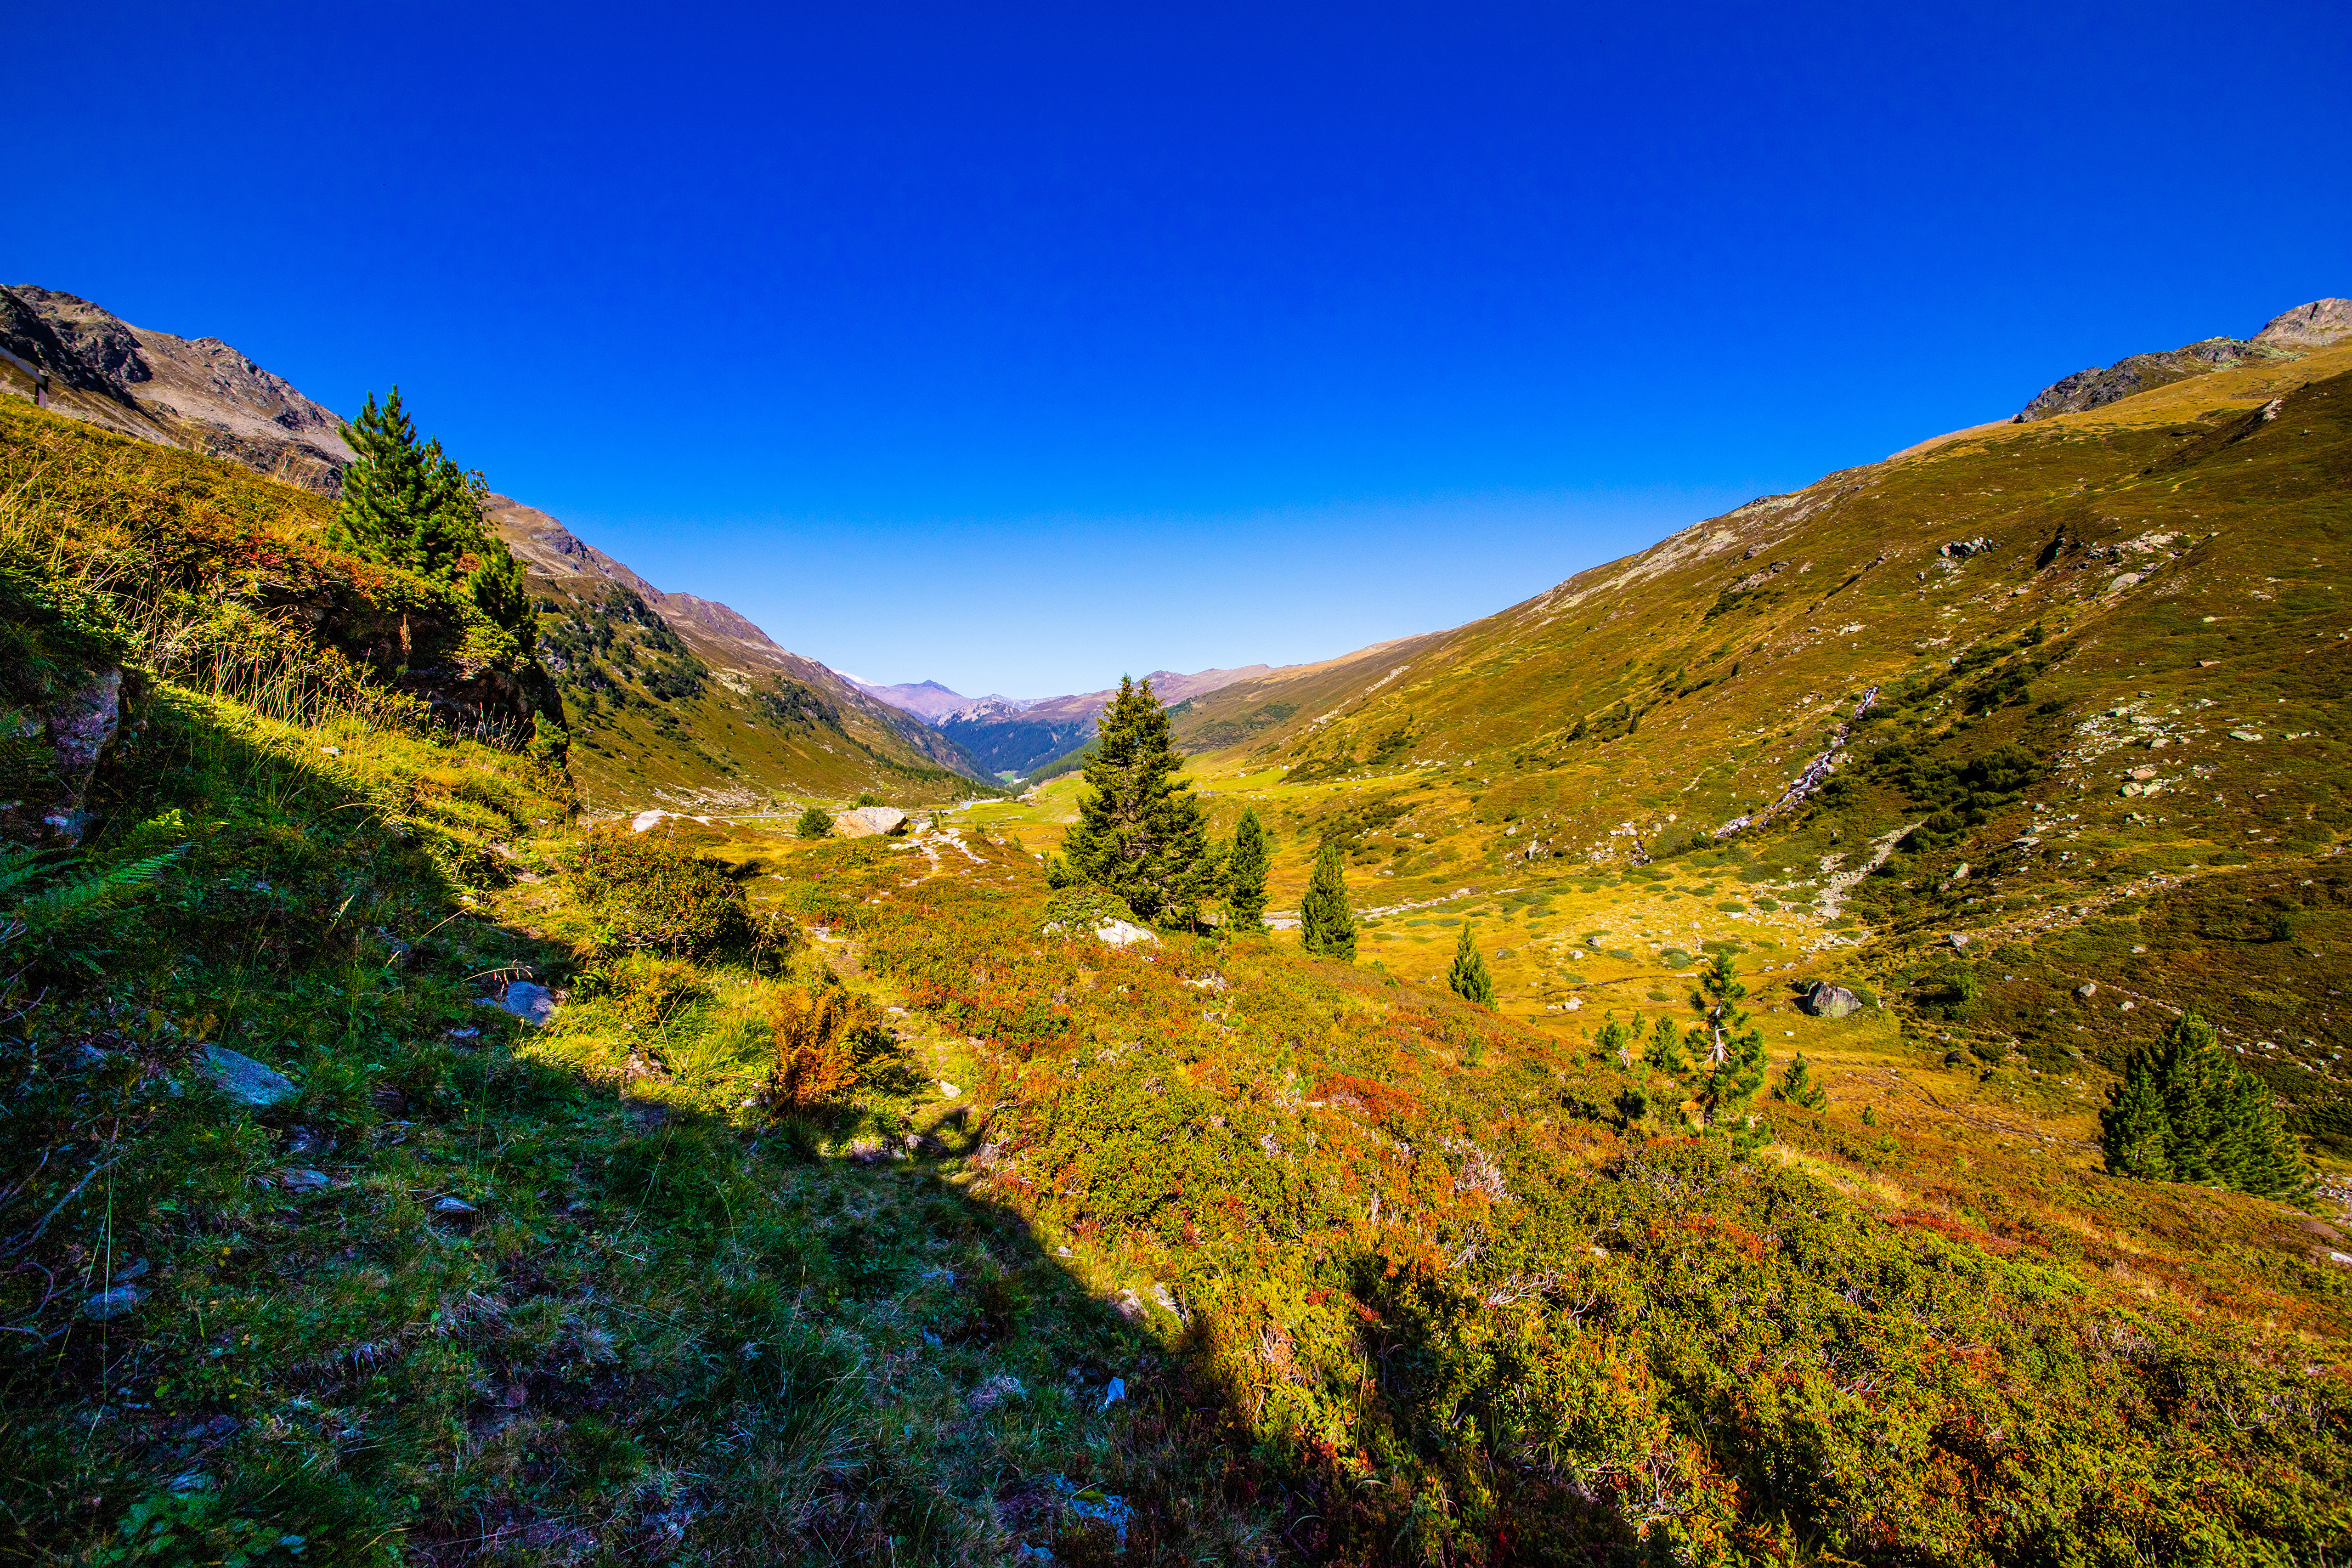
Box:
left=1943, top=1050, right=1968, bottom=1068
left=430, top=1195, right=479, bottom=1217
left=480, top=982, right=555, bottom=1025
left=1939, top=538, right=1995, bottom=560
left=2253, top=298, right=2352, bottom=349
left=1802, top=982, right=1860, bottom=1019
left=1094, top=918, right=1158, bottom=947
left=81, top=1285, right=145, bottom=1321
left=1946, top=932, right=1970, bottom=949
left=279, top=1168, right=330, bottom=1194
left=201, top=1045, right=297, bottom=1109
left=838, top=805, right=908, bottom=837
left=2075, top=982, right=2098, bottom=999
left=112, top=1257, right=149, bottom=1284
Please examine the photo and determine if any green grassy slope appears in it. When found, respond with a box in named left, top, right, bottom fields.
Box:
left=7, top=344, right=2352, bottom=1564
left=1170, top=341, right=2352, bottom=1147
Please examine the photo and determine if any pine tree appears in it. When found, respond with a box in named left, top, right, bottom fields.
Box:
left=1692, top=953, right=1765, bottom=1118
left=1647, top=1013, right=1690, bottom=1076
left=795, top=806, right=832, bottom=840
left=1060, top=676, right=1211, bottom=923
left=335, top=389, right=534, bottom=643
left=1773, top=1052, right=1829, bottom=1110
left=2101, top=1013, right=2307, bottom=1198
left=1447, top=921, right=1495, bottom=1005
left=1223, top=807, right=1271, bottom=932
left=1298, top=839, right=1356, bottom=960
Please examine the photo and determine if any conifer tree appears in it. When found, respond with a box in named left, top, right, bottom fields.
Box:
left=1691, top=952, right=1766, bottom=1118
left=1647, top=1013, right=1690, bottom=1076
left=1223, top=807, right=1271, bottom=932
left=1447, top=920, right=1495, bottom=1005
left=335, top=388, right=535, bottom=644
left=1059, top=676, right=1211, bottom=923
left=1298, top=840, right=1356, bottom=960
left=1773, top=1052, right=1829, bottom=1110
left=795, top=806, right=832, bottom=840
left=2101, top=1013, right=2307, bottom=1198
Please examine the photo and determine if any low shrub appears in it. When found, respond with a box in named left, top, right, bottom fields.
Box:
left=569, top=826, right=751, bottom=956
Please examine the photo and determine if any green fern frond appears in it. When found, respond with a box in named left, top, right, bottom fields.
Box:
left=6, top=847, right=186, bottom=942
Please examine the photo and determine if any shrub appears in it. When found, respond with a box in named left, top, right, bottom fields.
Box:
left=796, top=805, right=832, bottom=839
left=765, top=984, right=878, bottom=1109
left=569, top=826, right=751, bottom=956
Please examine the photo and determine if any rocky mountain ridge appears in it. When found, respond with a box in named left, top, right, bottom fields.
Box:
left=2012, top=296, right=2350, bottom=421
left=0, top=284, right=355, bottom=492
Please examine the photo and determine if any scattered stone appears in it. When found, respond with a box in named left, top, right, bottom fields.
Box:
left=479, top=982, right=556, bottom=1025
left=1943, top=1050, right=1968, bottom=1068
left=1939, top=537, right=1995, bottom=559
left=279, top=1168, right=330, bottom=1194
left=2076, top=982, right=2098, bottom=999
left=430, top=1196, right=479, bottom=1218
left=201, top=1046, right=297, bottom=1109
left=1802, top=982, right=1860, bottom=1019
left=971, top=1374, right=1026, bottom=1412
left=81, top=1285, right=145, bottom=1321
left=1102, top=1376, right=1126, bottom=1410
left=2229, top=730, right=2262, bottom=742
left=1945, top=932, right=1969, bottom=949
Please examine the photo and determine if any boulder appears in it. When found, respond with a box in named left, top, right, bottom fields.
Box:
left=1095, top=919, right=1158, bottom=947
left=2075, top=982, right=2098, bottom=999
left=1803, top=982, right=1861, bottom=1019
left=480, top=981, right=556, bottom=1025
left=837, top=805, right=908, bottom=837
left=81, top=1285, right=145, bottom=1321
left=201, top=1045, right=297, bottom=1109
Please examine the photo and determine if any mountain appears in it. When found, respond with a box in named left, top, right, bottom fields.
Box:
left=2009, top=296, right=2350, bottom=421
left=483, top=496, right=997, bottom=802
left=1170, top=296, right=2352, bottom=1149
left=0, top=282, right=995, bottom=808
left=840, top=676, right=982, bottom=721
left=0, top=284, right=354, bottom=492
left=937, top=663, right=1278, bottom=776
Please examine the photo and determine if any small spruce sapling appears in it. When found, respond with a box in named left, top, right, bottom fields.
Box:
left=1299, top=840, right=1356, bottom=960
left=1447, top=921, right=1496, bottom=1006
left=1646, top=1013, right=1690, bottom=1076
left=1773, top=1052, right=1829, bottom=1110
left=1692, top=952, right=1767, bottom=1119
left=795, top=806, right=832, bottom=840
left=1223, top=807, right=1272, bottom=932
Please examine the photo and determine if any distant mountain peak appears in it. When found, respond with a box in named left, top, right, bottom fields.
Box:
left=2013, top=296, right=2350, bottom=422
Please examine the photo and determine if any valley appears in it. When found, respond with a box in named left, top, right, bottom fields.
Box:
left=1, top=289, right=2350, bottom=1563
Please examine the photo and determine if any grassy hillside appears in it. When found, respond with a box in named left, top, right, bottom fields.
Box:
left=1168, top=341, right=2352, bottom=1151
left=6, top=326, right=2352, bottom=1566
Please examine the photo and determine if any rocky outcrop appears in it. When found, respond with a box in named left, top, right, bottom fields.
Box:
left=2253, top=298, right=2352, bottom=349
left=2013, top=299, right=2346, bottom=423
left=1, top=286, right=354, bottom=493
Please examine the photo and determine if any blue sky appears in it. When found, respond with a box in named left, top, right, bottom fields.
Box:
left=11, top=2, right=2346, bottom=696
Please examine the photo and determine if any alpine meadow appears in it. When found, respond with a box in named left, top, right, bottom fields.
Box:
left=6, top=266, right=2352, bottom=1566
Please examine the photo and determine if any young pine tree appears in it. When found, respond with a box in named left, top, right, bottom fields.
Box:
left=2102, top=1013, right=2307, bottom=1198
left=1773, top=1052, right=1829, bottom=1110
left=336, top=388, right=534, bottom=644
left=1447, top=921, right=1496, bottom=1005
left=1692, top=953, right=1766, bottom=1118
left=1646, top=1013, right=1690, bottom=1076
left=1223, top=807, right=1271, bottom=932
left=1060, top=677, right=1211, bottom=923
left=795, top=806, right=832, bottom=840
left=1298, top=840, right=1356, bottom=960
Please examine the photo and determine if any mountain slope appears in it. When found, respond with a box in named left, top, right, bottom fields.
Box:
left=938, top=664, right=1278, bottom=776
left=484, top=496, right=996, bottom=804
left=0, top=285, right=355, bottom=492
left=1171, top=304, right=2352, bottom=1149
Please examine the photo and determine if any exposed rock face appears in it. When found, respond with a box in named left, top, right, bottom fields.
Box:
left=2013, top=300, right=2346, bottom=423
left=2253, top=298, right=2352, bottom=349
left=0, top=286, right=354, bottom=492
left=16, top=666, right=125, bottom=843
left=1803, top=982, right=1860, bottom=1018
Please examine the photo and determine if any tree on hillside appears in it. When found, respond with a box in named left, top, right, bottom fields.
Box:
left=795, top=806, right=832, bottom=839
left=1061, top=676, right=1211, bottom=923
left=1647, top=1013, right=1691, bottom=1076
left=1691, top=952, right=1767, bottom=1118
left=1299, top=840, right=1356, bottom=960
left=1448, top=921, right=1495, bottom=1005
left=2101, top=1013, right=2308, bottom=1198
left=1224, top=807, right=1271, bottom=932
left=336, top=388, right=534, bottom=646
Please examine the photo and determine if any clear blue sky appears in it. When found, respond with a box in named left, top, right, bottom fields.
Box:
left=11, top=2, right=2346, bottom=696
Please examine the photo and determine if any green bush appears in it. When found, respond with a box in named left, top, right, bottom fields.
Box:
left=796, top=805, right=832, bottom=839
left=569, top=826, right=751, bottom=956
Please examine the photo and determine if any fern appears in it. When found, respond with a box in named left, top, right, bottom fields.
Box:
left=0, top=844, right=186, bottom=947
